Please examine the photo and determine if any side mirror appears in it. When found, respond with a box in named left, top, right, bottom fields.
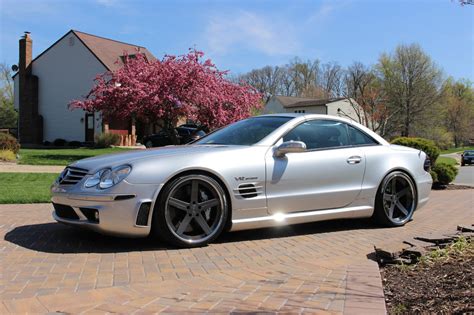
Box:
left=274, top=141, right=307, bottom=157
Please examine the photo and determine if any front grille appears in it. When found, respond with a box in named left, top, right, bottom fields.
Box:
left=53, top=203, right=79, bottom=220
left=58, top=167, right=88, bottom=186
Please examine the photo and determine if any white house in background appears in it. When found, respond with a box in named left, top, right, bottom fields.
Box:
left=13, top=30, right=155, bottom=144
left=264, top=95, right=363, bottom=123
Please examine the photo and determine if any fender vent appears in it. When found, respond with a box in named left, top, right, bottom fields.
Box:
left=235, top=184, right=261, bottom=199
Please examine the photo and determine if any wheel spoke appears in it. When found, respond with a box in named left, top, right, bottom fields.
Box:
left=168, top=197, right=189, bottom=211
left=190, top=180, right=199, bottom=203
left=391, top=177, right=397, bottom=193
left=176, top=215, right=192, bottom=235
left=199, top=199, right=219, bottom=210
left=383, top=193, right=393, bottom=202
left=388, top=203, right=395, bottom=219
left=396, top=187, right=410, bottom=199
left=396, top=201, right=409, bottom=216
left=195, top=213, right=212, bottom=235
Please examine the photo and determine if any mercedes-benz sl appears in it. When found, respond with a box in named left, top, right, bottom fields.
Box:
left=51, top=114, right=432, bottom=247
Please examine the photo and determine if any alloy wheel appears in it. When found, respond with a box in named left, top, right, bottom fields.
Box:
left=164, top=176, right=225, bottom=244
left=382, top=173, right=416, bottom=224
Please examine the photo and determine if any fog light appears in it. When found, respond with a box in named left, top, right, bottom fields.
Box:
left=79, top=207, right=100, bottom=223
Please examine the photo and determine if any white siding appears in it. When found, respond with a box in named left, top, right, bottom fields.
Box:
left=13, top=76, right=19, bottom=110
left=32, top=33, right=106, bottom=141
left=263, top=97, right=285, bottom=114
left=326, top=99, right=362, bottom=124
left=286, top=105, right=326, bottom=114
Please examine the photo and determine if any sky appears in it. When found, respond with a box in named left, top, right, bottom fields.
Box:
left=0, top=0, right=473, bottom=80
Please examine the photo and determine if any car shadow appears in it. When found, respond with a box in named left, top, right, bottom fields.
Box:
left=4, top=218, right=382, bottom=254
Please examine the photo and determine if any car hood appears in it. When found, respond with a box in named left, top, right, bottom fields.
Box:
left=69, top=145, right=245, bottom=173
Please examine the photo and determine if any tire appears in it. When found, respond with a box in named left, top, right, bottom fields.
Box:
left=373, top=171, right=417, bottom=227
left=145, top=140, right=154, bottom=148
left=152, top=174, right=229, bottom=248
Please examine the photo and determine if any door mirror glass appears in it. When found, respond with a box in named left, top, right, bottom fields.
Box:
left=275, top=141, right=307, bottom=157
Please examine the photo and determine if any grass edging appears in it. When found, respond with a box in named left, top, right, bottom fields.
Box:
left=0, top=172, right=58, bottom=204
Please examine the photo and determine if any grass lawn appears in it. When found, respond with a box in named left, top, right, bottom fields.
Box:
left=440, top=146, right=474, bottom=155
left=18, top=147, right=133, bottom=166
left=0, top=173, right=59, bottom=204
left=436, top=156, right=458, bottom=166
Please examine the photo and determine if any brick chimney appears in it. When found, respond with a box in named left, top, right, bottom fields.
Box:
left=18, top=32, right=43, bottom=144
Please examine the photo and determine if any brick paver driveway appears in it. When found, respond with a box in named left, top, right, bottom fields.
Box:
left=1, top=190, right=472, bottom=314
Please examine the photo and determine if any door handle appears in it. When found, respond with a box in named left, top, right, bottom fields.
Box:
left=347, top=156, right=362, bottom=164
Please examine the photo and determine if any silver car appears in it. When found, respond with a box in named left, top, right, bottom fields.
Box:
left=51, top=114, right=432, bottom=247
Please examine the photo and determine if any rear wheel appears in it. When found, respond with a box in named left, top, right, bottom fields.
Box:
left=373, top=171, right=416, bottom=227
left=145, top=140, right=154, bottom=148
left=152, top=174, right=228, bottom=247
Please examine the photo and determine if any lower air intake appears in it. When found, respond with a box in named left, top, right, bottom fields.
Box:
left=136, top=202, right=151, bottom=226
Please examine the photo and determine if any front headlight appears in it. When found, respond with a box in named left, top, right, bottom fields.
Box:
left=84, top=165, right=131, bottom=189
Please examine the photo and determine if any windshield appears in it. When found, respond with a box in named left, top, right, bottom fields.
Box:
left=196, top=116, right=293, bottom=145
left=464, top=151, right=474, bottom=156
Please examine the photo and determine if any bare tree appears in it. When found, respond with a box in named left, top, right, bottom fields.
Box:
left=377, top=44, right=442, bottom=137
left=0, top=63, right=17, bottom=128
left=321, top=62, right=343, bottom=98
left=343, top=61, right=396, bottom=137
left=442, top=78, right=474, bottom=147
left=238, top=66, right=284, bottom=102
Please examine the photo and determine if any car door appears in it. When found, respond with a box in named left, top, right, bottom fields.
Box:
left=265, top=119, right=366, bottom=214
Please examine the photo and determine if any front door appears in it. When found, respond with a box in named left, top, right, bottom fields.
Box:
left=265, top=119, right=366, bottom=214
left=85, top=113, right=94, bottom=142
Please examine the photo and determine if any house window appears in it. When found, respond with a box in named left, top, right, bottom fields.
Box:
left=294, top=110, right=306, bottom=114
left=120, top=53, right=147, bottom=63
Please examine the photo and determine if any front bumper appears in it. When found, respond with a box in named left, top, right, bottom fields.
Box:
left=51, top=180, right=162, bottom=237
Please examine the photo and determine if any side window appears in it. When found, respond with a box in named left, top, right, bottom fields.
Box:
left=348, top=125, right=378, bottom=146
left=283, top=120, right=350, bottom=150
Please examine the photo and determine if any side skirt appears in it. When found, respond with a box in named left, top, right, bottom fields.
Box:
left=230, top=206, right=373, bottom=231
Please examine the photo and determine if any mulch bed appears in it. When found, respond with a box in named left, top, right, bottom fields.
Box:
left=380, top=238, right=473, bottom=314
left=432, top=184, right=473, bottom=190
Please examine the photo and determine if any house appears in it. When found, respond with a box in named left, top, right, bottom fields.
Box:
left=13, top=30, right=155, bottom=144
left=264, top=95, right=363, bottom=123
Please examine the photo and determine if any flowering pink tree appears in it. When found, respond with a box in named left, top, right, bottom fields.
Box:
left=70, top=50, right=262, bottom=136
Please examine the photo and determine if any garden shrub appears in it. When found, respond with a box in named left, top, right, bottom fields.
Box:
left=0, top=133, right=20, bottom=154
left=43, top=141, right=51, bottom=146
left=68, top=141, right=82, bottom=147
left=429, top=170, right=438, bottom=183
left=432, top=163, right=458, bottom=185
left=0, top=150, right=16, bottom=162
left=53, top=138, right=67, bottom=146
left=95, top=133, right=120, bottom=148
left=391, top=137, right=440, bottom=163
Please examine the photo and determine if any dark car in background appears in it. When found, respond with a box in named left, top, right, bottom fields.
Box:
left=461, top=150, right=474, bottom=166
left=143, top=126, right=206, bottom=148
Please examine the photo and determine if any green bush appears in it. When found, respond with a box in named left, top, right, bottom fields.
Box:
left=53, top=138, right=67, bottom=146
left=0, top=150, right=16, bottom=162
left=68, top=141, right=82, bottom=147
left=95, top=133, right=121, bottom=148
left=0, top=133, right=20, bottom=154
left=432, top=163, right=458, bottom=185
left=391, top=137, right=440, bottom=163
left=429, top=170, right=438, bottom=183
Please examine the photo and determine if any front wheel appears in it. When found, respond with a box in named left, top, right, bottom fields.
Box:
left=152, top=174, right=229, bottom=247
left=373, top=171, right=417, bottom=227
